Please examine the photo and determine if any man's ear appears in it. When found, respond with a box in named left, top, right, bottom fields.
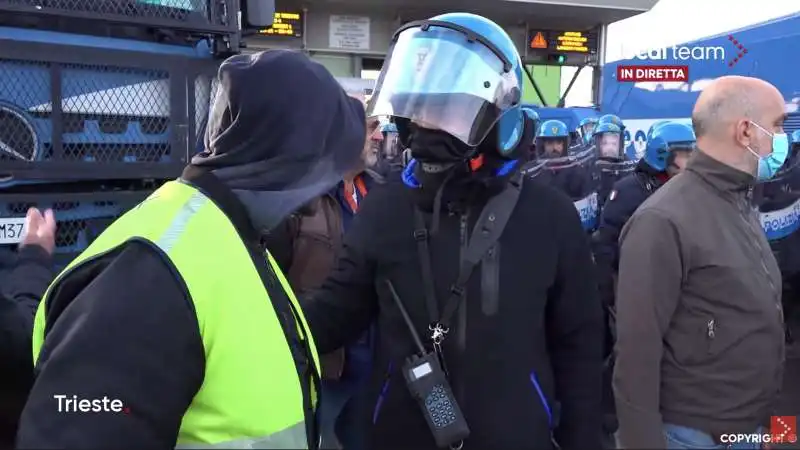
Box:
left=735, top=119, right=752, bottom=148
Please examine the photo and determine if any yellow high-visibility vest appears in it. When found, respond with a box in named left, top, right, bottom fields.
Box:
left=32, top=180, right=321, bottom=448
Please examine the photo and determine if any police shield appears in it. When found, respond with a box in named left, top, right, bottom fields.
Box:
left=536, top=147, right=600, bottom=232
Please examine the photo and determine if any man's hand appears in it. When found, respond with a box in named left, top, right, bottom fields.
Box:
left=21, top=207, right=56, bottom=255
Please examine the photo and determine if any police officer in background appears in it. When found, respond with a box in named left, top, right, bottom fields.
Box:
left=755, top=128, right=800, bottom=342
left=577, top=117, right=599, bottom=146
left=593, top=121, right=696, bottom=308
left=533, top=119, right=595, bottom=204
left=591, top=121, right=695, bottom=447
left=519, top=108, right=544, bottom=178
left=374, top=122, right=405, bottom=176
left=594, top=122, right=636, bottom=209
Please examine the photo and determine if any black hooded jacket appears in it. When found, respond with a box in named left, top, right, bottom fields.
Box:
left=301, top=149, right=605, bottom=449
left=16, top=50, right=365, bottom=448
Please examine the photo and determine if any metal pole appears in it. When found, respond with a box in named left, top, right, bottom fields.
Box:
left=557, top=65, right=585, bottom=108
left=594, top=24, right=608, bottom=107
left=301, top=6, right=309, bottom=52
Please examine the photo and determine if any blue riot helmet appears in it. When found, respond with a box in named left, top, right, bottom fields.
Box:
left=366, top=13, right=528, bottom=161
left=521, top=107, right=540, bottom=157
left=646, top=120, right=671, bottom=139
left=643, top=122, right=696, bottom=173
left=523, top=107, right=540, bottom=137
left=593, top=122, right=624, bottom=160
left=598, top=114, right=625, bottom=131
left=536, top=119, right=570, bottom=159
left=520, top=107, right=544, bottom=176
left=577, top=117, right=598, bottom=145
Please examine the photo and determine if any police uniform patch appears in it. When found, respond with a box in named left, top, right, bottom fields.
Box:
left=609, top=190, right=617, bottom=201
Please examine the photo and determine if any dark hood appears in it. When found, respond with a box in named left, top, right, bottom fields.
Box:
left=191, top=50, right=366, bottom=232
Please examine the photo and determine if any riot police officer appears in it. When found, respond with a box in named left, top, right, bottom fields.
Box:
left=374, top=122, right=405, bottom=175
left=594, top=122, right=636, bottom=209
left=577, top=117, right=599, bottom=145
left=593, top=121, right=696, bottom=306
left=532, top=119, right=598, bottom=231
left=591, top=121, right=695, bottom=447
left=598, top=114, right=625, bottom=131
left=520, top=108, right=543, bottom=177
left=756, top=128, right=800, bottom=342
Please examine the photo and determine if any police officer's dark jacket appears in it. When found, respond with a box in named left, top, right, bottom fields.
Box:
left=592, top=159, right=668, bottom=306
left=302, top=168, right=605, bottom=450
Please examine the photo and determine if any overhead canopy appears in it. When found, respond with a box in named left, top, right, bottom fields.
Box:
left=303, top=0, right=658, bottom=30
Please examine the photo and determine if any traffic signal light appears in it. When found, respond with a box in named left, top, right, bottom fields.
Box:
left=548, top=54, right=567, bottom=64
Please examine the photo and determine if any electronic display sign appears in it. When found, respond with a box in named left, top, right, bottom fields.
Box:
left=528, top=30, right=598, bottom=54
left=258, top=12, right=302, bottom=37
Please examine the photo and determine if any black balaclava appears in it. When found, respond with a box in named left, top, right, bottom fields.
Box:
left=191, top=50, right=366, bottom=233
left=403, top=116, right=534, bottom=234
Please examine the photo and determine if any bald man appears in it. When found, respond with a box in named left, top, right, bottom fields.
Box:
left=614, top=76, right=788, bottom=449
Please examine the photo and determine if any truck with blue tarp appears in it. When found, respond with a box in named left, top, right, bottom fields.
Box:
left=0, top=0, right=275, bottom=268
left=600, top=11, right=800, bottom=159
left=600, top=11, right=800, bottom=281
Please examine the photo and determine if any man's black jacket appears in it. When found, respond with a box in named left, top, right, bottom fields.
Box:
left=301, top=174, right=605, bottom=450
left=0, top=245, right=53, bottom=449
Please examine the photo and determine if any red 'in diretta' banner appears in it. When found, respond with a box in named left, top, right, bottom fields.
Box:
left=616, top=65, right=689, bottom=82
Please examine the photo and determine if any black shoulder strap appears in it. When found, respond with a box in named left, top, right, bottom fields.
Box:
left=414, top=212, right=440, bottom=324
left=414, top=173, right=524, bottom=337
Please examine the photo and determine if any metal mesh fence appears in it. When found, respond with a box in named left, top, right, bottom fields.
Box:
left=193, top=73, right=219, bottom=153
left=0, top=42, right=219, bottom=182
left=0, top=0, right=219, bottom=27
left=0, top=190, right=151, bottom=270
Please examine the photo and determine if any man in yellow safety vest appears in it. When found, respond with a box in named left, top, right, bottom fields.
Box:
left=16, top=50, right=366, bottom=449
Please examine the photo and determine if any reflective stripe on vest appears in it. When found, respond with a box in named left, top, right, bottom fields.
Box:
left=175, top=420, right=307, bottom=449
left=32, top=181, right=320, bottom=448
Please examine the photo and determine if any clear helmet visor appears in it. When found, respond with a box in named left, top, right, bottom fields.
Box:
left=596, top=132, right=624, bottom=159
left=366, top=24, right=520, bottom=146
left=579, top=123, right=596, bottom=139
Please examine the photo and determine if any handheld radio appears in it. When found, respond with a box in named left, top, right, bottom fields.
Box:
left=385, top=279, right=470, bottom=448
